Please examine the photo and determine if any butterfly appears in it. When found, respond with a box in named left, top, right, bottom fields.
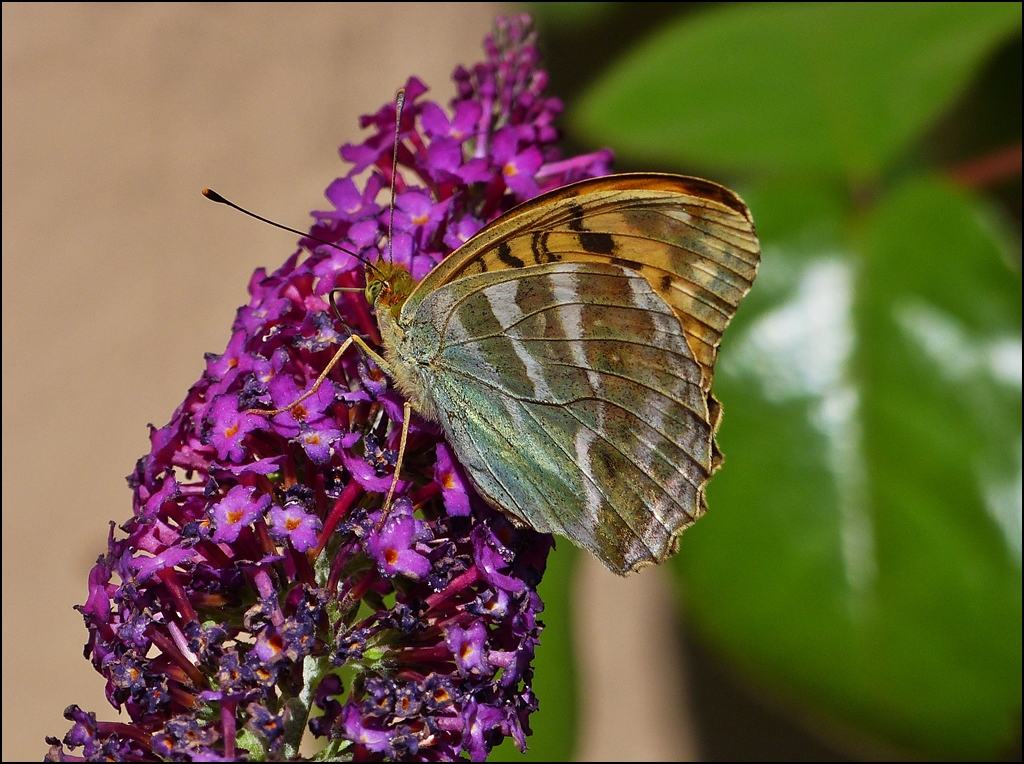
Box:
left=355, top=172, right=760, bottom=575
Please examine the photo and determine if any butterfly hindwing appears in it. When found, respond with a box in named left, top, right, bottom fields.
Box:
left=403, top=261, right=713, bottom=573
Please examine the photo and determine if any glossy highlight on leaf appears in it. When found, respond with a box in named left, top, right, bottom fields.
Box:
left=680, top=177, right=1021, bottom=758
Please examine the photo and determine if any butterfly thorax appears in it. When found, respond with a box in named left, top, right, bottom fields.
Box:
left=365, top=261, right=440, bottom=422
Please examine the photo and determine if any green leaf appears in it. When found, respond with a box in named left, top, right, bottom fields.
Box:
left=573, top=3, right=1021, bottom=180
left=677, top=177, right=1021, bottom=758
left=527, top=2, right=620, bottom=29
left=490, top=542, right=578, bottom=760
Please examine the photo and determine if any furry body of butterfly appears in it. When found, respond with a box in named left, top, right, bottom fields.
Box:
left=367, top=172, right=759, bottom=575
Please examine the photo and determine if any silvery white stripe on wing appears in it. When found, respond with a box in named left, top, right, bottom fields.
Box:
left=560, top=301, right=604, bottom=397
left=484, top=279, right=554, bottom=400
left=448, top=392, right=536, bottom=523
left=625, top=273, right=695, bottom=401
left=626, top=273, right=680, bottom=336
left=627, top=534, right=653, bottom=566
left=520, top=398, right=655, bottom=559
left=628, top=394, right=658, bottom=476
left=548, top=263, right=583, bottom=305
left=573, top=425, right=603, bottom=541
left=547, top=267, right=607, bottom=431
left=439, top=291, right=475, bottom=345
left=659, top=207, right=694, bottom=226
left=498, top=384, right=531, bottom=432
left=563, top=398, right=699, bottom=527
left=443, top=311, right=500, bottom=377
left=663, top=467, right=696, bottom=513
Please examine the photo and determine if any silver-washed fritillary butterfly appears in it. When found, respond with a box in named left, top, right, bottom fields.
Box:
left=360, top=172, right=760, bottom=575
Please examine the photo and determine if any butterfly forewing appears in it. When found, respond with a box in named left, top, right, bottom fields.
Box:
left=388, top=173, right=760, bottom=574
left=403, top=174, right=760, bottom=385
left=401, top=262, right=714, bottom=573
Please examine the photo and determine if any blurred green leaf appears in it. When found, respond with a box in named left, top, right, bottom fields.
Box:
left=490, top=543, right=577, bottom=761
left=676, top=177, right=1021, bottom=758
left=527, top=2, right=620, bottom=29
left=573, top=3, right=1021, bottom=180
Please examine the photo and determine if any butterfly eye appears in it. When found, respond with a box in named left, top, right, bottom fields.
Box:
left=365, top=281, right=384, bottom=305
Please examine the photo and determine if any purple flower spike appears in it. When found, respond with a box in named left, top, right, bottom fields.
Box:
left=51, top=14, right=606, bottom=762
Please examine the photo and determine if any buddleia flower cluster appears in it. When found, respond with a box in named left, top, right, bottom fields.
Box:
left=46, top=15, right=612, bottom=763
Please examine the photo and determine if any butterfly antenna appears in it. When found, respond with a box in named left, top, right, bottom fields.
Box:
left=202, top=188, right=373, bottom=268
left=386, top=88, right=406, bottom=265
left=328, top=288, right=360, bottom=341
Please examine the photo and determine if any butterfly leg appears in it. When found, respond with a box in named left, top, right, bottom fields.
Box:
left=376, top=400, right=412, bottom=531
left=246, top=334, right=390, bottom=417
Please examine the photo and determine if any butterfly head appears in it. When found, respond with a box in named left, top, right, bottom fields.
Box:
left=365, top=261, right=415, bottom=320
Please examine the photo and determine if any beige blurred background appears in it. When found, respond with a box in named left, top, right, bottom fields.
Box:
left=2, top=4, right=693, bottom=760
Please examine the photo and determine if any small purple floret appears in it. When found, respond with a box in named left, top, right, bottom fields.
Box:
left=267, top=502, right=322, bottom=552
left=210, top=484, right=271, bottom=543
left=206, top=393, right=267, bottom=463
left=366, top=499, right=431, bottom=579
left=445, top=621, right=491, bottom=677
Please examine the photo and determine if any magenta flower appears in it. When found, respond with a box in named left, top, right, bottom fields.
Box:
left=492, top=126, right=543, bottom=197
left=206, top=393, right=268, bottom=462
left=420, top=99, right=482, bottom=141
left=445, top=622, right=491, bottom=677
left=267, top=502, right=322, bottom=552
left=210, top=484, right=271, bottom=543
left=313, top=174, right=383, bottom=222
left=48, top=14, right=611, bottom=762
left=435, top=442, right=472, bottom=517
left=364, top=499, right=432, bottom=579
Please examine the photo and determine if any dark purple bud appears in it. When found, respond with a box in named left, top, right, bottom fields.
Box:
left=246, top=702, right=285, bottom=749
left=467, top=587, right=510, bottom=620
left=361, top=676, right=395, bottom=717
left=392, top=682, right=423, bottom=718
left=333, top=627, right=368, bottom=665
left=309, top=674, right=344, bottom=738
